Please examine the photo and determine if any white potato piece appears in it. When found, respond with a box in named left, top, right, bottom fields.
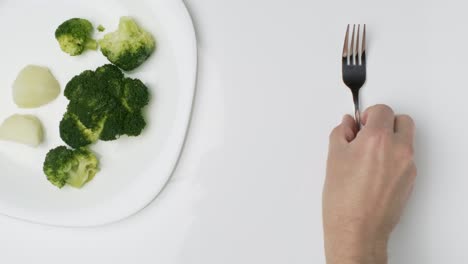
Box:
left=13, top=65, right=61, bottom=108
left=0, top=114, right=44, bottom=147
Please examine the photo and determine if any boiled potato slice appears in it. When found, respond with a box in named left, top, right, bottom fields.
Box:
left=13, top=65, right=61, bottom=108
left=0, top=114, right=44, bottom=147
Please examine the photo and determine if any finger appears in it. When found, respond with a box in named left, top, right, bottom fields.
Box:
left=329, top=115, right=358, bottom=146
left=394, top=115, right=415, bottom=144
left=361, top=104, right=395, bottom=131
left=342, top=115, right=358, bottom=142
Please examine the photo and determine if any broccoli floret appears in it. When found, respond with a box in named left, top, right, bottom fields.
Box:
left=123, top=112, right=147, bottom=136
left=60, top=64, right=150, bottom=146
left=99, top=108, right=126, bottom=141
left=96, top=64, right=125, bottom=85
left=67, top=94, right=113, bottom=121
left=55, top=18, right=98, bottom=56
left=60, top=112, right=106, bottom=148
left=97, top=25, right=106, bottom=32
left=64, top=70, right=98, bottom=100
left=99, top=17, right=156, bottom=71
left=43, top=146, right=99, bottom=188
left=120, top=78, right=150, bottom=112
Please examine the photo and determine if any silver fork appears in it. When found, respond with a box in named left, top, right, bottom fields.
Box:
left=342, top=24, right=366, bottom=130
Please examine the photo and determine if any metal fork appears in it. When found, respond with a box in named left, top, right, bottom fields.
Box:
left=342, top=24, right=366, bottom=130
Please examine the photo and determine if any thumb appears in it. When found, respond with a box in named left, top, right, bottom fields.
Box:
left=329, top=115, right=358, bottom=146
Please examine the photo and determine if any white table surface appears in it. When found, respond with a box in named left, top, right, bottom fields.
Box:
left=0, top=0, right=465, bottom=263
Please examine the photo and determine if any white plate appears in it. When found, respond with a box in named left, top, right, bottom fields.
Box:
left=0, top=0, right=197, bottom=227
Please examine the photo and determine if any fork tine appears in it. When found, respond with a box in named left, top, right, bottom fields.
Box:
left=350, top=24, right=356, bottom=65
left=362, top=24, right=366, bottom=64
left=342, top=24, right=350, bottom=64
left=357, top=24, right=361, bottom=65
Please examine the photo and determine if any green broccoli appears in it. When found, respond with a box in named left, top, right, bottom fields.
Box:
left=99, top=108, right=126, bottom=141
left=55, top=18, right=98, bottom=56
left=97, top=25, right=106, bottom=32
left=99, top=17, right=156, bottom=71
left=60, top=112, right=106, bottom=148
left=64, top=70, right=98, bottom=99
left=123, top=112, right=147, bottom=136
left=60, top=64, right=150, bottom=147
left=120, top=78, right=150, bottom=112
left=43, top=146, right=99, bottom=188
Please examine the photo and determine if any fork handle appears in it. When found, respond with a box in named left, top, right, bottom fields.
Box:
left=352, top=92, right=361, bottom=131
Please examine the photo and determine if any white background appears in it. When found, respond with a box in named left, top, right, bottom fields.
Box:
left=0, top=0, right=465, bottom=263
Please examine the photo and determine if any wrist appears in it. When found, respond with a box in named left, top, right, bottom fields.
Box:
left=324, top=232, right=388, bottom=264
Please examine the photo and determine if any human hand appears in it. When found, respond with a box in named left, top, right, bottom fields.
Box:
left=323, top=104, right=416, bottom=264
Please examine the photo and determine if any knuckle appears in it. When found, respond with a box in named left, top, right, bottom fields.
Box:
left=400, top=114, right=414, bottom=124
left=369, top=104, right=394, bottom=116
left=367, top=127, right=392, bottom=140
left=399, top=114, right=415, bottom=128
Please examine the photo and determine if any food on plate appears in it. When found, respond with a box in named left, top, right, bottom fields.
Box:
left=43, top=146, right=99, bottom=188
left=60, top=64, right=150, bottom=148
left=0, top=114, right=44, bottom=147
left=59, top=112, right=104, bottom=149
left=13, top=16, right=157, bottom=189
left=99, top=16, right=156, bottom=71
left=13, top=65, right=61, bottom=108
left=55, top=18, right=98, bottom=56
